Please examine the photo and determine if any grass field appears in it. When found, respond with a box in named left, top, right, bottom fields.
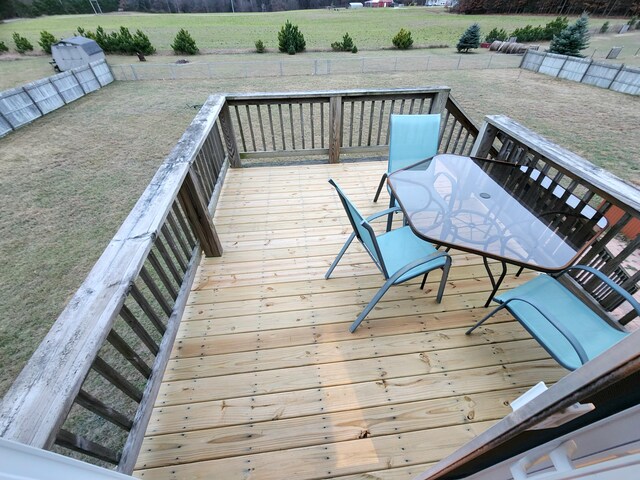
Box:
left=0, top=8, right=620, bottom=53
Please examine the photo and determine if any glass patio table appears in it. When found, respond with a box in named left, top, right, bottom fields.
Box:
left=387, top=154, right=608, bottom=306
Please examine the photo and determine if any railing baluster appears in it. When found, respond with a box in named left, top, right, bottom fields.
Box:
left=139, top=266, right=173, bottom=317
left=160, top=224, right=188, bottom=272
left=349, top=101, right=355, bottom=147
left=147, top=249, right=178, bottom=300
left=299, top=103, right=305, bottom=150
left=310, top=102, right=315, bottom=149
left=130, top=283, right=166, bottom=335
left=358, top=100, right=365, bottom=146
left=278, top=104, right=286, bottom=150
left=267, top=104, right=276, bottom=151
left=245, top=105, right=257, bottom=152
left=377, top=100, right=385, bottom=145
left=257, top=105, right=266, bottom=151
left=166, top=211, right=191, bottom=260
left=56, top=429, right=121, bottom=464
left=288, top=103, right=295, bottom=150
left=76, top=389, right=133, bottom=431
left=107, top=329, right=153, bottom=378
left=92, top=357, right=143, bottom=403
left=120, top=304, right=160, bottom=356
left=172, top=203, right=196, bottom=249
left=320, top=101, right=325, bottom=149
left=233, top=104, right=246, bottom=152
left=367, top=100, right=375, bottom=146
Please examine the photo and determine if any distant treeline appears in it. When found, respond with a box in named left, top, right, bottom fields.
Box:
left=0, top=0, right=341, bottom=18
left=453, top=0, right=640, bottom=16
left=2, top=0, right=638, bottom=18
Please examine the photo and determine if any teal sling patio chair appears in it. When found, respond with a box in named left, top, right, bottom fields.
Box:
left=326, top=179, right=452, bottom=333
left=466, top=265, right=638, bottom=371
left=373, top=114, right=441, bottom=230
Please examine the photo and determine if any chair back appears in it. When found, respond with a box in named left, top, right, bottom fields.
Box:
left=328, top=179, right=386, bottom=274
left=388, top=114, right=441, bottom=173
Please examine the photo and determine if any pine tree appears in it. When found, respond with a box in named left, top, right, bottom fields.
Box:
left=456, top=23, right=480, bottom=53
left=549, top=14, right=590, bottom=57
left=456, top=23, right=481, bottom=53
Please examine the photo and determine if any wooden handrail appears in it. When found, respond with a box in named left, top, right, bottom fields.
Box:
left=0, top=95, right=225, bottom=453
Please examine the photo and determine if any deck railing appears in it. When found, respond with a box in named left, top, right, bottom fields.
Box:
left=224, top=87, right=478, bottom=164
left=472, top=115, right=640, bottom=324
left=0, top=88, right=638, bottom=473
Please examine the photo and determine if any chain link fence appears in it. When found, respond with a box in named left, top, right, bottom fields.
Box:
left=112, top=53, right=522, bottom=81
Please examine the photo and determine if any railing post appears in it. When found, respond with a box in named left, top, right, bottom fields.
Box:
left=328, top=95, right=342, bottom=164
left=179, top=168, right=223, bottom=257
left=429, top=90, right=449, bottom=115
left=471, top=120, right=499, bottom=158
left=219, top=102, right=242, bottom=168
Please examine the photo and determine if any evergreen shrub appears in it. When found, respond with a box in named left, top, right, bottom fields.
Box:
left=278, top=20, right=306, bottom=54
left=392, top=28, right=413, bottom=49
left=457, top=23, right=481, bottom=53
left=12, top=32, right=33, bottom=53
left=39, top=30, right=57, bottom=54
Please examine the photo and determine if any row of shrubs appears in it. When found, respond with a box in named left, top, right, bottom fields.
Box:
left=0, top=27, right=198, bottom=56
left=484, top=17, right=570, bottom=43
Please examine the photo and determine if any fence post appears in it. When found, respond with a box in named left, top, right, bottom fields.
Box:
left=178, top=168, right=223, bottom=257
left=22, top=86, right=44, bottom=116
left=487, top=54, right=493, bottom=68
left=279, top=61, right=283, bottom=76
left=327, top=59, right=332, bottom=75
left=579, top=57, right=594, bottom=83
left=219, top=101, right=242, bottom=168
left=48, top=78, right=67, bottom=105
left=129, top=65, right=138, bottom=81
left=71, top=70, right=87, bottom=94
left=87, top=62, right=102, bottom=87
left=0, top=109, right=15, bottom=131
left=457, top=56, right=462, bottom=70
left=425, top=56, right=430, bottom=71
left=328, top=95, right=342, bottom=164
left=607, top=64, right=626, bottom=90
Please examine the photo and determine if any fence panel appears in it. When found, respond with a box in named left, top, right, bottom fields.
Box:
left=25, top=78, right=65, bottom=114
left=91, top=60, right=115, bottom=87
left=538, top=52, right=566, bottom=77
left=0, top=87, right=42, bottom=129
left=520, top=50, right=638, bottom=96
left=74, top=65, right=101, bottom=93
left=582, top=61, right=623, bottom=88
left=520, top=50, right=544, bottom=71
left=558, top=57, right=591, bottom=82
left=0, top=59, right=114, bottom=137
left=52, top=71, right=85, bottom=103
left=610, top=66, right=640, bottom=95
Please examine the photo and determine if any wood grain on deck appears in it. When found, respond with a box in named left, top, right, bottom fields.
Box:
left=133, top=161, right=565, bottom=480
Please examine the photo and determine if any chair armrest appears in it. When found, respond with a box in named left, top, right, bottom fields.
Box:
left=500, top=297, right=590, bottom=365
left=365, top=207, right=403, bottom=222
left=387, top=251, right=450, bottom=284
left=558, top=265, right=640, bottom=316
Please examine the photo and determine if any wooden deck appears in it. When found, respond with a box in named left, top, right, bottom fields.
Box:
left=133, top=161, right=567, bottom=480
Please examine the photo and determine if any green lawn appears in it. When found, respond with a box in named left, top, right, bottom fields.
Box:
left=0, top=8, right=618, bottom=53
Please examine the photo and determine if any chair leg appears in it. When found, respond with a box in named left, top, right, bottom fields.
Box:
left=435, top=256, right=452, bottom=303
left=420, top=272, right=429, bottom=290
left=373, top=173, right=387, bottom=203
left=349, top=278, right=395, bottom=333
left=325, top=232, right=356, bottom=280
left=465, top=303, right=508, bottom=335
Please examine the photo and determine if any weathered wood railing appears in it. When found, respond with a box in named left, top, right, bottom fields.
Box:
left=0, top=94, right=229, bottom=472
left=472, top=115, right=640, bottom=325
left=223, top=87, right=480, bottom=164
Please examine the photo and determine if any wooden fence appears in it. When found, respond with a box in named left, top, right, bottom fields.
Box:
left=0, top=87, right=637, bottom=473
left=520, top=50, right=640, bottom=95
left=0, top=59, right=114, bottom=137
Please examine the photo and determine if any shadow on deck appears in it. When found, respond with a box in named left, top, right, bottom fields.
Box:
left=133, top=161, right=565, bottom=480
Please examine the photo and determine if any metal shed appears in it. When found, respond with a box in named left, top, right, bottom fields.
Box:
left=51, top=36, right=105, bottom=72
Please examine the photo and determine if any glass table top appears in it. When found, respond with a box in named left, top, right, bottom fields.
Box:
left=388, top=154, right=607, bottom=271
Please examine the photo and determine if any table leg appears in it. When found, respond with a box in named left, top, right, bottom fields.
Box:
left=386, top=194, right=395, bottom=232
left=483, top=258, right=507, bottom=307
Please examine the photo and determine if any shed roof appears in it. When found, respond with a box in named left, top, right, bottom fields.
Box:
left=55, top=36, right=103, bottom=56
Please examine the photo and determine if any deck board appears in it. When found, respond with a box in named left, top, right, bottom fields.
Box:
left=133, top=161, right=567, bottom=479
